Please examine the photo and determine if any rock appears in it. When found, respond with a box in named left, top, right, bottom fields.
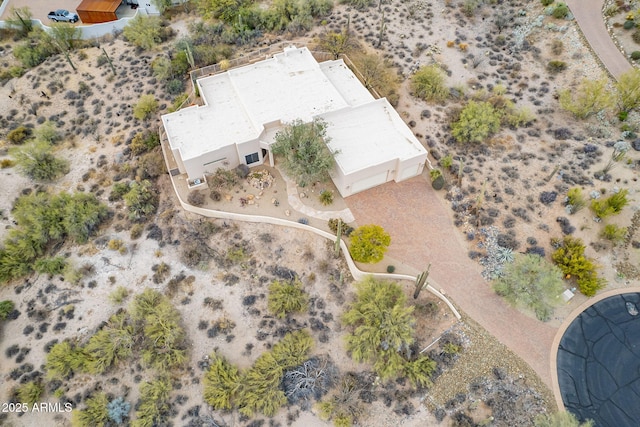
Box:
left=247, top=199, right=255, bottom=205
left=632, top=138, right=640, bottom=151
left=300, top=192, right=306, bottom=198
left=225, top=194, right=232, bottom=201
left=246, top=194, right=254, bottom=200
left=285, top=209, right=290, bottom=216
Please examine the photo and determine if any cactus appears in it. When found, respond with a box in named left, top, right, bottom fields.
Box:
left=413, top=264, right=431, bottom=299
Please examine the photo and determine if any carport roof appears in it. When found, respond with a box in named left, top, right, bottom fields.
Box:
left=77, top=0, right=121, bottom=12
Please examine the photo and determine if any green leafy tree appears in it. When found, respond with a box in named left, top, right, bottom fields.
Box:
left=348, top=224, right=391, bottom=264
left=204, top=353, right=241, bottom=410
left=13, top=28, right=57, bottom=68
left=271, top=118, right=336, bottom=187
left=123, top=16, right=165, bottom=50
left=133, top=94, right=159, bottom=120
left=50, top=23, right=81, bottom=51
left=534, top=411, right=594, bottom=427
left=0, top=300, right=15, bottom=320
left=12, top=140, right=69, bottom=181
left=123, top=180, right=158, bottom=222
left=343, top=277, right=434, bottom=383
left=315, top=28, right=359, bottom=59
left=268, top=278, right=309, bottom=318
left=141, top=300, right=187, bottom=371
left=493, top=253, right=565, bottom=321
left=558, top=78, right=613, bottom=119
left=71, top=392, right=109, bottom=427
left=350, top=52, right=400, bottom=105
left=131, top=377, right=172, bottom=427
left=451, top=100, right=501, bottom=143
left=410, top=64, right=448, bottom=103
left=615, top=69, right=640, bottom=112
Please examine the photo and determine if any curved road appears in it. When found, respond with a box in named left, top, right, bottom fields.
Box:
left=566, top=0, right=632, bottom=79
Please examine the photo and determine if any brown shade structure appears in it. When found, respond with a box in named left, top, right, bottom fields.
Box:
left=76, top=0, right=121, bottom=23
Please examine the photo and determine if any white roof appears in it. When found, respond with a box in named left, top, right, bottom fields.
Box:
left=322, top=99, right=427, bottom=174
left=161, top=46, right=426, bottom=173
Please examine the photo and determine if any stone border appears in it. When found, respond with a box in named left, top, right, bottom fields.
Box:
left=163, top=165, right=462, bottom=321
left=549, top=286, right=640, bottom=410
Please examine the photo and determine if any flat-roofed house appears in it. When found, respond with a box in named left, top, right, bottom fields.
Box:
left=161, top=46, right=427, bottom=197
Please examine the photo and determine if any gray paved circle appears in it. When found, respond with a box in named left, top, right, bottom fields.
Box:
left=557, top=293, right=640, bottom=426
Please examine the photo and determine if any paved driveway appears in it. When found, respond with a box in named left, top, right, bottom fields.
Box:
left=346, top=175, right=557, bottom=388
left=0, top=0, right=82, bottom=23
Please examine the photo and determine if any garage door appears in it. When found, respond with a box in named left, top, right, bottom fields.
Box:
left=351, top=171, right=389, bottom=195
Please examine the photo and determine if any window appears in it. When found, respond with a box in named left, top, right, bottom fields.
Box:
left=245, top=152, right=259, bottom=164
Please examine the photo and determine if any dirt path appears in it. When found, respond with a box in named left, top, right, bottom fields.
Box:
left=566, top=0, right=632, bottom=79
left=346, top=175, right=558, bottom=389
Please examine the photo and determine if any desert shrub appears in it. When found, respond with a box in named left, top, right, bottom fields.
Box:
left=551, top=39, right=564, bottom=55
left=551, top=236, right=605, bottom=296
left=386, top=265, right=395, bottom=273
left=71, top=392, right=109, bottom=427
left=590, top=189, right=628, bottom=218
left=136, top=151, right=165, bottom=179
left=133, top=94, right=159, bottom=121
left=348, top=224, right=391, bottom=263
left=187, top=190, right=206, bottom=206
left=16, top=381, right=43, bottom=406
left=343, top=276, right=435, bottom=384
left=624, top=20, right=636, bottom=30
left=109, top=182, right=130, bottom=201
left=0, top=192, right=108, bottom=283
left=130, top=223, right=144, bottom=240
left=34, top=256, right=67, bottom=275
left=45, top=341, right=87, bottom=379
left=268, top=278, right=309, bottom=318
left=12, top=140, right=69, bottom=181
left=13, top=28, right=58, bottom=68
left=558, top=78, right=613, bottom=119
left=109, top=286, right=129, bottom=304
left=107, top=396, right=131, bottom=425
left=451, top=101, right=501, bottom=143
left=600, top=224, right=627, bottom=244
left=203, top=353, right=240, bottom=410
left=566, top=187, right=586, bottom=214
left=341, top=0, right=375, bottom=10
left=0, top=300, right=15, bottom=320
left=552, top=3, right=569, bottom=19
left=617, top=69, right=640, bottom=111
left=547, top=60, right=567, bottom=73
left=350, top=52, right=400, bottom=105
left=123, top=180, right=158, bottom=222
left=167, top=78, right=184, bottom=95
left=0, top=159, right=15, bottom=168
left=7, top=125, right=32, bottom=144
left=493, top=254, right=565, bottom=321
left=328, top=218, right=354, bottom=236
left=318, top=373, right=364, bottom=427
left=84, top=312, right=134, bottom=374
left=319, top=190, right=334, bottom=206
left=131, top=377, right=172, bottom=427
left=634, top=29, right=640, bottom=44
left=283, top=357, right=335, bottom=405
left=539, top=191, right=558, bottom=205
left=632, top=51, right=640, bottom=60
left=207, top=167, right=239, bottom=190
left=130, top=131, right=160, bottom=155
left=410, top=64, right=449, bottom=103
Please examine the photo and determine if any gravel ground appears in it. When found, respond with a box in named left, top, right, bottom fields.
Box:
left=426, top=316, right=557, bottom=414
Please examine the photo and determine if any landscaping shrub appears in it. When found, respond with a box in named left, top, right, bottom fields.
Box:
left=267, top=278, right=309, bottom=318
left=7, top=125, right=32, bottom=144
left=123, top=180, right=158, bottom=222
left=547, top=60, right=567, bottom=73
left=348, top=224, right=391, bottom=263
left=319, top=190, right=334, bottom=206
left=624, top=20, right=636, bottom=30
left=552, top=3, right=569, bottom=19
left=328, top=218, right=354, bottom=236
left=600, top=224, right=627, bottom=244
left=71, top=392, right=109, bottom=427
left=410, top=64, right=449, bottom=103
left=632, top=51, right=640, bottom=60
left=551, top=236, right=605, bottom=296
left=633, top=29, right=640, bottom=44
left=566, top=187, right=586, bottom=214
left=133, top=95, right=159, bottom=121
left=590, top=189, right=628, bottom=218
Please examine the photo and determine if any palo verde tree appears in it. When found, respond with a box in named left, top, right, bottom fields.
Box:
left=351, top=52, right=400, bottom=105
left=5, top=6, right=33, bottom=37
left=558, top=77, right=613, bottom=119
left=348, top=224, right=391, bottom=264
left=268, top=278, right=309, bottom=318
left=343, top=276, right=436, bottom=385
left=493, top=253, right=565, bottom=321
left=451, top=100, right=501, bottom=143
left=271, top=118, right=336, bottom=187
left=123, top=15, right=170, bottom=50
left=616, top=69, right=640, bottom=112
left=12, top=140, right=69, bottom=181
left=410, top=64, right=449, bottom=103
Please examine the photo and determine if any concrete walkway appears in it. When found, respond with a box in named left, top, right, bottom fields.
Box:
left=345, top=175, right=558, bottom=389
left=566, top=0, right=632, bottom=79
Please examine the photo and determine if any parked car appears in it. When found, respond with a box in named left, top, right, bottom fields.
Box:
left=47, top=9, right=79, bottom=23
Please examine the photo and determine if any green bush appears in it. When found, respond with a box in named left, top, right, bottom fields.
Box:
left=130, top=131, right=160, bottom=155
left=540, top=0, right=554, bottom=5
left=386, top=265, right=396, bottom=273
left=547, top=60, right=567, bottom=73
left=12, top=140, right=69, bottom=181
left=552, top=3, right=569, bottom=19
left=84, top=312, right=134, bottom=374
left=45, top=341, right=88, bottom=379
left=16, top=381, right=43, bottom=406
left=348, top=224, right=391, bottom=264
left=34, top=256, right=67, bottom=275
left=71, top=392, right=109, bottom=427
left=558, top=78, right=613, bottom=119
left=123, top=16, right=170, bottom=50
left=551, top=236, right=605, bottom=297
left=590, top=189, right=628, bottom=218
left=633, top=29, right=640, bottom=44
left=319, top=190, right=334, bottom=206
left=267, top=278, right=309, bottom=318
left=493, top=254, right=565, bottom=321
left=109, top=286, right=129, bottom=304
left=123, top=180, right=158, bottom=222
left=203, top=353, right=241, bottom=410
left=0, top=300, right=15, bottom=320
left=410, top=64, right=449, bottom=103
left=632, top=51, right=640, bottom=60
left=328, top=218, right=354, bottom=236
left=131, top=377, right=171, bottom=427
left=451, top=101, right=501, bottom=143
left=133, top=94, right=159, bottom=121
left=624, top=20, right=636, bottom=30
left=600, top=224, right=627, bottom=244
left=566, top=187, right=586, bottom=214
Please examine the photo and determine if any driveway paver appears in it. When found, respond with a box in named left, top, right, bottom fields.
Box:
left=346, top=175, right=557, bottom=388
